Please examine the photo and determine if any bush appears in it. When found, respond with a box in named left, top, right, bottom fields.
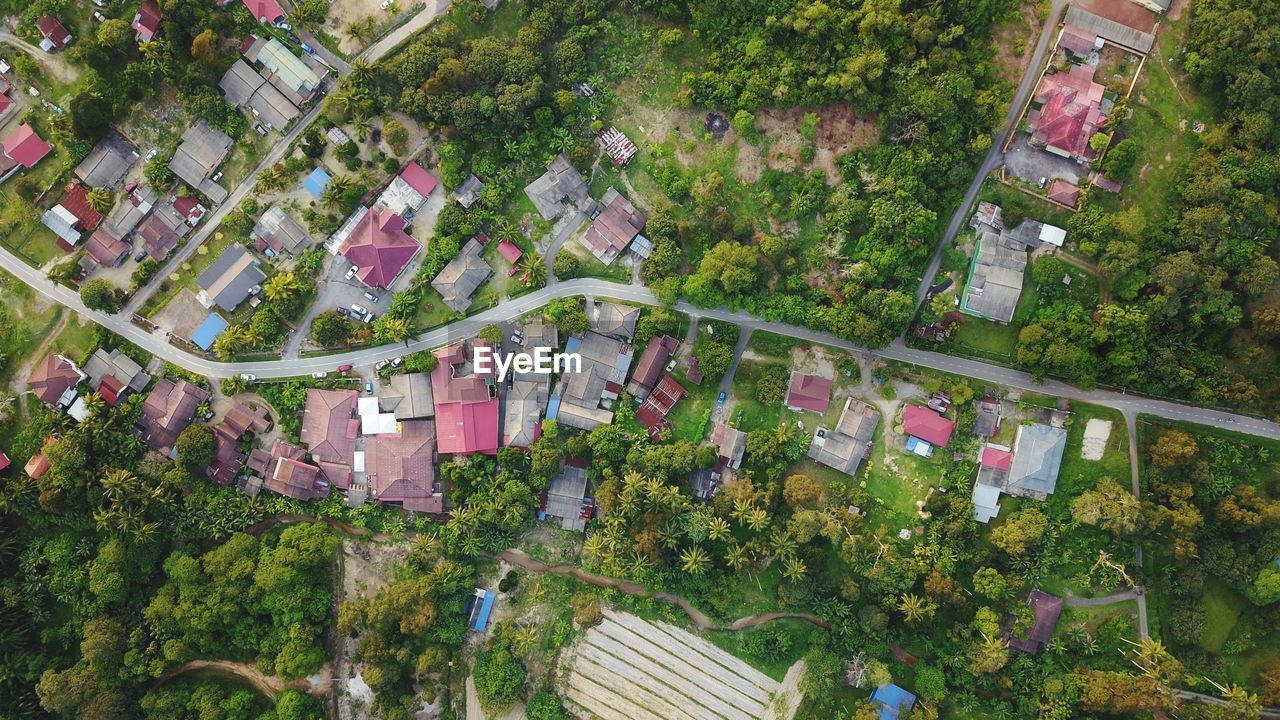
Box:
left=755, top=365, right=789, bottom=405
left=552, top=252, right=580, bottom=279
left=80, top=279, right=119, bottom=312
left=175, top=424, right=216, bottom=469
left=739, top=627, right=793, bottom=663
left=498, top=570, right=518, bottom=593
left=570, top=593, right=602, bottom=628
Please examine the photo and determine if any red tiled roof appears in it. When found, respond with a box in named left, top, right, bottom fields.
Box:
left=786, top=372, right=832, bottom=414
left=2, top=124, right=53, bottom=169
left=497, top=239, right=522, bottom=263
left=131, top=0, right=161, bottom=40
left=137, top=214, right=179, bottom=261
left=29, top=354, right=82, bottom=407
left=1058, top=25, right=1097, bottom=56
left=84, top=229, right=128, bottom=266
left=398, top=162, right=438, bottom=197
left=980, top=447, right=1013, bottom=471
left=241, top=0, right=285, bottom=22
left=1032, top=65, right=1107, bottom=160
left=338, top=207, right=422, bottom=290
left=173, top=195, right=201, bottom=221
left=139, top=379, right=211, bottom=454
left=36, top=17, right=71, bottom=48
left=0, top=452, right=9, bottom=472
left=430, top=342, right=498, bottom=455
left=58, top=183, right=103, bottom=231
left=902, top=405, right=955, bottom=447
left=1047, top=179, right=1081, bottom=206
left=265, top=457, right=327, bottom=500
left=637, top=374, right=686, bottom=437
left=686, top=357, right=704, bottom=385
left=627, top=334, right=678, bottom=396
left=583, top=194, right=646, bottom=258
left=299, top=389, right=358, bottom=464
left=98, top=374, right=126, bottom=405
left=1092, top=175, right=1123, bottom=193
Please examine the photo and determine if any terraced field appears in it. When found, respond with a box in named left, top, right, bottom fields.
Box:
left=559, top=611, right=805, bottom=720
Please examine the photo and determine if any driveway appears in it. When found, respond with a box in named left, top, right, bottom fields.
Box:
left=284, top=254, right=382, bottom=357
left=358, top=0, right=451, bottom=63
left=1004, top=133, right=1087, bottom=186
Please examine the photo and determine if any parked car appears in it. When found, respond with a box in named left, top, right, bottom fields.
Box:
left=665, top=358, right=677, bottom=372
left=345, top=265, right=357, bottom=280
left=300, top=43, right=315, bottom=54
left=391, top=356, right=403, bottom=367
left=350, top=304, right=369, bottom=320
left=124, top=180, right=138, bottom=194
left=379, top=0, right=394, bottom=9
left=508, top=267, right=519, bottom=277
left=509, top=334, right=523, bottom=345
left=240, top=374, right=257, bottom=382
left=337, top=364, right=353, bottom=372
left=92, top=11, right=106, bottom=22
left=363, top=291, right=379, bottom=303
left=144, top=148, right=157, bottom=162
left=134, top=249, right=148, bottom=263
left=364, top=381, right=374, bottom=395
left=253, top=123, right=267, bottom=136
left=310, top=371, right=327, bottom=379
left=336, top=306, right=349, bottom=316
left=374, top=359, right=389, bottom=371
left=717, top=391, right=727, bottom=405
left=274, top=20, right=292, bottom=31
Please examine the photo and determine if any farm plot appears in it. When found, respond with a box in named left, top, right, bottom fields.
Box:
left=559, top=610, right=804, bottom=720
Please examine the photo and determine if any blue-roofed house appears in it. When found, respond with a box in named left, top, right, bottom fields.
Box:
left=303, top=167, right=331, bottom=200
left=469, top=588, right=496, bottom=632
left=870, top=683, right=916, bottom=720
left=190, top=312, right=229, bottom=351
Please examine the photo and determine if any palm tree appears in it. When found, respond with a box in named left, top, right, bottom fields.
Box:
left=745, top=507, right=769, bottom=533
left=627, top=551, right=652, bottom=577
left=351, top=112, right=371, bottom=140
left=86, top=188, right=113, bottom=213
left=140, top=39, right=165, bottom=61
left=519, top=252, right=546, bottom=287
left=782, top=556, right=807, bottom=582
left=511, top=625, right=540, bottom=655
left=679, top=545, right=710, bottom=575
left=493, top=218, right=519, bottom=243
left=898, top=593, right=936, bottom=624
left=374, top=317, right=412, bottom=344
left=320, top=175, right=351, bottom=210
left=263, top=272, right=301, bottom=303
left=769, top=529, right=797, bottom=562
left=724, top=543, right=748, bottom=572
left=658, top=521, right=682, bottom=551
left=707, top=517, right=731, bottom=542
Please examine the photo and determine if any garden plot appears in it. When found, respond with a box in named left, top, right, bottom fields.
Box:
left=1081, top=418, right=1113, bottom=461
left=559, top=610, right=804, bottom=720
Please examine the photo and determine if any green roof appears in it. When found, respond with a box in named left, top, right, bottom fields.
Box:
left=258, top=39, right=320, bottom=96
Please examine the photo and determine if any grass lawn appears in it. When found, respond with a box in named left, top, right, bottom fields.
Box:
left=412, top=287, right=458, bottom=331
left=666, top=376, right=717, bottom=443
left=560, top=240, right=631, bottom=283
left=49, top=315, right=102, bottom=365
left=145, top=230, right=241, bottom=317
left=746, top=331, right=793, bottom=360
left=728, top=359, right=784, bottom=432
left=976, top=177, right=1075, bottom=230
left=0, top=270, right=62, bottom=389
left=1199, top=577, right=1246, bottom=653
left=704, top=618, right=817, bottom=682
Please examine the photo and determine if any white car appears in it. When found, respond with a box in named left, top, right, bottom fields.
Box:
left=665, top=358, right=677, bottom=372
left=345, top=265, right=357, bottom=280
left=380, top=0, right=394, bottom=9
left=310, top=371, right=327, bottom=379
left=350, top=304, right=369, bottom=320
left=274, top=20, right=293, bottom=31
left=391, top=356, right=403, bottom=367
left=93, top=11, right=106, bottom=22
left=239, top=374, right=257, bottom=382
left=375, top=359, right=390, bottom=371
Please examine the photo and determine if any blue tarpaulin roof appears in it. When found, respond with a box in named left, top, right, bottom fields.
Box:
left=190, top=312, right=229, bottom=351
left=870, top=684, right=916, bottom=720
left=471, top=590, right=495, bottom=632
left=302, top=167, right=331, bottom=200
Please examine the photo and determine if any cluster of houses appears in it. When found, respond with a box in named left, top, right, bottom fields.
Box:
left=220, top=35, right=329, bottom=136
left=961, top=202, right=1067, bottom=325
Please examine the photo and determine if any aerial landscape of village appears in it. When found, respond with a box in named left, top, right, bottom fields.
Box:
left=0, top=0, right=1278, bottom=717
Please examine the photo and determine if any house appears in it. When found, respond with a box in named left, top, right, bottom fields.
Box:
left=786, top=372, right=832, bottom=414
left=626, top=334, right=678, bottom=398
left=196, top=245, right=265, bottom=311
left=190, top=312, right=229, bottom=352
left=215, top=399, right=272, bottom=440
left=326, top=126, right=351, bottom=145
left=136, top=209, right=182, bottom=261
left=452, top=174, right=484, bottom=208
left=364, top=420, right=442, bottom=512
left=1047, top=179, right=1081, bottom=207
left=970, top=201, right=1003, bottom=231
left=170, top=121, right=233, bottom=203
left=25, top=447, right=51, bottom=479
left=589, top=300, right=640, bottom=340
left=580, top=188, right=646, bottom=265
left=0, top=124, right=53, bottom=182
left=377, top=162, right=438, bottom=217
left=636, top=375, right=687, bottom=439
left=75, top=131, right=137, bottom=188
left=105, top=185, right=157, bottom=239
left=497, top=239, right=522, bottom=265
left=1008, top=589, right=1065, bottom=654
left=251, top=205, right=311, bottom=257
left=1028, top=64, right=1108, bottom=162
left=0, top=452, right=8, bottom=473
left=242, top=37, right=327, bottom=106
left=430, top=341, right=499, bottom=455
left=902, top=404, right=955, bottom=453
left=542, top=460, right=591, bottom=531
left=258, top=440, right=329, bottom=500
left=36, top=17, right=71, bottom=51
left=29, top=354, right=85, bottom=408
left=598, top=127, right=638, bottom=166
left=299, top=389, right=359, bottom=488
left=240, top=0, right=285, bottom=23
left=206, top=399, right=270, bottom=485
left=131, top=0, right=162, bottom=42
left=139, top=379, right=210, bottom=456
left=808, top=398, right=880, bottom=476
left=380, top=372, right=434, bottom=420
left=972, top=445, right=1013, bottom=523
left=1007, top=423, right=1067, bottom=500
left=962, top=226, right=1027, bottom=325
left=1058, top=24, right=1100, bottom=57
left=431, top=238, right=493, bottom=312
left=83, top=348, right=151, bottom=404
left=870, top=683, right=917, bottom=720
left=974, top=395, right=1002, bottom=437
left=1092, top=174, right=1123, bottom=193
left=1063, top=6, right=1155, bottom=54
left=1005, top=219, right=1067, bottom=248
left=332, top=206, right=423, bottom=290
left=712, top=423, right=747, bottom=470
left=41, top=182, right=103, bottom=248
left=548, top=332, right=633, bottom=432
left=503, top=378, right=546, bottom=448
left=523, top=153, right=590, bottom=220
left=220, top=60, right=299, bottom=131
left=84, top=229, right=130, bottom=268
left=0, top=81, right=17, bottom=128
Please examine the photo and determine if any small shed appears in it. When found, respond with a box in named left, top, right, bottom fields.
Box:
left=303, top=167, right=331, bottom=200
left=190, top=312, right=229, bottom=351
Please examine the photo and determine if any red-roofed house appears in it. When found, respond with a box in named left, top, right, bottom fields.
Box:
left=60, top=182, right=103, bottom=228
left=173, top=195, right=206, bottom=226
left=580, top=188, right=646, bottom=265
left=1057, top=25, right=1099, bottom=57
left=0, top=124, right=53, bottom=181
left=29, top=353, right=85, bottom=408
left=497, top=239, right=523, bottom=264
left=241, top=0, right=285, bottom=23
left=25, top=449, right=51, bottom=479
left=398, top=162, right=438, bottom=197
left=981, top=447, right=1013, bottom=471
left=333, top=207, right=422, bottom=290
left=430, top=341, right=499, bottom=455
left=636, top=375, right=687, bottom=439
left=1047, top=179, right=1081, bottom=207
left=300, top=389, right=358, bottom=466
left=84, top=229, right=130, bottom=267
left=0, top=452, right=9, bottom=472
left=1029, top=65, right=1107, bottom=162
left=132, top=0, right=162, bottom=41
left=902, top=405, right=956, bottom=448
left=98, top=374, right=127, bottom=406
left=786, top=372, right=832, bottom=414
left=36, top=17, right=71, bottom=51
left=42, top=183, right=104, bottom=249
left=365, top=420, right=442, bottom=512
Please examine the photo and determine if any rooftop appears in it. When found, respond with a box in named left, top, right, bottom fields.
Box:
left=523, top=153, right=589, bottom=220
left=337, top=206, right=422, bottom=290
left=580, top=188, right=646, bottom=265
left=139, top=379, right=210, bottom=456
left=431, top=238, right=493, bottom=312
left=902, top=405, right=955, bottom=448
left=196, top=245, right=265, bottom=311
left=786, top=372, right=832, bottom=414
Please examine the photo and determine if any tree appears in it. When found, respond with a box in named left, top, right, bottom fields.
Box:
left=732, top=109, right=756, bottom=137
left=373, top=316, right=411, bottom=344
left=264, top=271, right=302, bottom=304
left=80, top=279, right=119, bottom=312
left=86, top=188, right=113, bottom=214
left=473, top=636, right=527, bottom=714
left=545, top=297, right=589, bottom=334
left=176, top=424, right=215, bottom=470
left=70, top=93, right=112, bottom=141
left=191, top=29, right=219, bottom=67
left=311, top=311, right=353, bottom=346
left=382, top=118, right=409, bottom=154
left=1247, top=566, right=1280, bottom=606
left=972, top=567, right=1009, bottom=599
left=990, top=508, right=1048, bottom=555
left=679, top=545, right=710, bottom=575
left=519, top=252, right=546, bottom=287
left=478, top=324, right=504, bottom=345
left=526, top=692, right=569, bottom=720
left=755, top=365, right=789, bottom=405
left=783, top=474, right=825, bottom=509
left=1072, top=478, right=1144, bottom=537
left=553, top=251, right=580, bottom=279
left=898, top=593, right=936, bottom=624
left=96, top=19, right=132, bottom=50
left=696, top=341, right=734, bottom=378
left=1150, top=430, right=1198, bottom=470
left=81, top=617, right=127, bottom=682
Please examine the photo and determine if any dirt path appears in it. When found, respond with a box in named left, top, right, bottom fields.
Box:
left=158, top=659, right=331, bottom=700
left=12, top=310, right=70, bottom=421
left=1055, top=250, right=1112, bottom=304
left=0, top=30, right=80, bottom=87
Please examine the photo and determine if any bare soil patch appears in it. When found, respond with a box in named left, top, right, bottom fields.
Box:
left=754, top=105, right=878, bottom=185
left=1071, top=0, right=1158, bottom=32
left=326, top=0, right=387, bottom=54
left=993, top=4, right=1042, bottom=84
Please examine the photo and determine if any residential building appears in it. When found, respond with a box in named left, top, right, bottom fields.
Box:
left=547, top=332, right=633, bottom=432
left=251, top=205, right=310, bottom=257
left=215, top=399, right=272, bottom=441
left=75, top=131, right=136, bottom=188
left=432, top=238, right=493, bottom=312
left=84, top=229, right=129, bottom=268
left=169, top=121, right=233, bottom=203
left=589, top=300, right=640, bottom=340
left=380, top=372, right=434, bottom=420
left=626, top=334, right=678, bottom=399
left=83, top=348, right=151, bottom=404
left=1005, top=219, right=1067, bottom=248
left=196, top=245, right=265, bottom=311
left=970, top=201, right=1003, bottom=231
left=972, top=445, right=1012, bottom=523
left=786, top=372, right=832, bottom=414
left=452, top=174, right=484, bottom=208
left=503, top=378, right=546, bottom=448
left=29, top=354, right=85, bottom=408
left=712, top=423, right=747, bottom=470
left=870, top=683, right=917, bottom=720
left=542, top=460, right=591, bottom=531
left=1047, top=179, right=1081, bottom=206
left=636, top=374, right=687, bottom=439
left=597, top=127, right=637, bottom=166
left=962, top=225, right=1027, bottom=324
left=190, top=312, right=228, bottom=352
left=901, top=405, right=955, bottom=455
left=1063, top=5, right=1155, bottom=53
left=430, top=341, right=500, bottom=455
left=377, top=162, right=438, bottom=217
left=139, top=379, right=210, bottom=456
left=580, top=188, right=646, bottom=265
left=299, top=389, right=359, bottom=488
left=1006, top=423, right=1067, bottom=500
left=104, top=185, right=157, bottom=239
left=220, top=59, right=299, bottom=131
left=497, top=239, right=522, bottom=265
left=257, top=440, right=329, bottom=500
left=41, top=182, right=103, bottom=248
left=137, top=207, right=184, bottom=261
left=1057, top=24, right=1101, bottom=57
left=330, top=206, right=423, bottom=290
left=36, top=17, right=71, bottom=51
left=0, top=124, right=53, bottom=182
left=25, top=446, right=52, bottom=479
left=1028, top=64, right=1108, bottom=162
left=206, top=399, right=270, bottom=485
left=1008, top=590, right=1064, bottom=654
left=364, top=420, right=442, bottom=512
left=242, top=37, right=327, bottom=106
left=131, top=0, right=162, bottom=42
left=808, top=398, right=880, bottom=476
left=523, top=153, right=590, bottom=220
left=974, top=395, right=1002, bottom=437
left=240, top=0, right=285, bottom=24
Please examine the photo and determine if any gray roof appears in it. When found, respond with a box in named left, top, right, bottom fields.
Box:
left=963, top=228, right=1026, bottom=324
left=74, top=131, right=136, bottom=188
left=553, top=331, right=632, bottom=431
left=524, top=153, right=589, bottom=220
left=431, top=239, right=493, bottom=312
left=807, top=398, right=880, bottom=475
left=381, top=372, right=434, bottom=420
left=590, top=301, right=640, bottom=340
left=196, top=245, right=265, bottom=311
left=1064, top=6, right=1154, bottom=53
left=452, top=174, right=484, bottom=208
left=545, top=464, right=589, bottom=531
left=104, top=185, right=157, bottom=238
left=169, top=120, right=232, bottom=203
left=83, top=348, right=151, bottom=392
left=220, top=60, right=264, bottom=105
left=221, top=61, right=299, bottom=131
left=1007, top=423, right=1067, bottom=496
left=251, top=204, right=310, bottom=255
left=504, top=379, right=546, bottom=448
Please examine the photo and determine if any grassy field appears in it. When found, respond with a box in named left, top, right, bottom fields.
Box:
left=0, top=270, right=63, bottom=388
left=977, top=176, right=1076, bottom=230
left=727, top=359, right=785, bottom=432
left=144, top=230, right=241, bottom=318
left=49, top=315, right=102, bottom=366
left=704, top=617, right=817, bottom=682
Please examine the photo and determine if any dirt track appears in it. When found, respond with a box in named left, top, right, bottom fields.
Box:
left=158, top=659, right=331, bottom=699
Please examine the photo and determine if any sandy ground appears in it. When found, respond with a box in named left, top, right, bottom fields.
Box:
left=151, top=289, right=208, bottom=337
left=326, top=0, right=391, bottom=55
left=1081, top=418, right=1113, bottom=461
left=752, top=105, right=879, bottom=185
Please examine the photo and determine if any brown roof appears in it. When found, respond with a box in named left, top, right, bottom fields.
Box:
left=264, top=456, right=327, bottom=500
left=1009, top=589, right=1064, bottom=654
left=137, top=213, right=180, bottom=261
left=139, top=379, right=210, bottom=455
left=84, top=229, right=129, bottom=267
left=206, top=432, right=243, bottom=485
left=215, top=399, right=272, bottom=440
left=29, top=354, right=83, bottom=407
left=25, top=450, right=50, bottom=478
left=636, top=374, right=687, bottom=438
left=626, top=334, right=678, bottom=397
left=582, top=190, right=645, bottom=262
left=299, top=389, right=358, bottom=464
left=365, top=420, right=440, bottom=512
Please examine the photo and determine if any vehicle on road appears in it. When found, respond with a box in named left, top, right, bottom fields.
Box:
left=364, top=381, right=374, bottom=395
left=300, top=43, right=315, bottom=54
left=375, top=359, right=389, bottom=371
left=363, top=291, right=379, bottom=303
left=310, top=371, right=327, bottom=379
left=391, top=356, right=403, bottom=367
left=240, top=374, right=257, bottom=382
left=337, top=364, right=352, bottom=372
left=717, top=391, right=727, bottom=405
